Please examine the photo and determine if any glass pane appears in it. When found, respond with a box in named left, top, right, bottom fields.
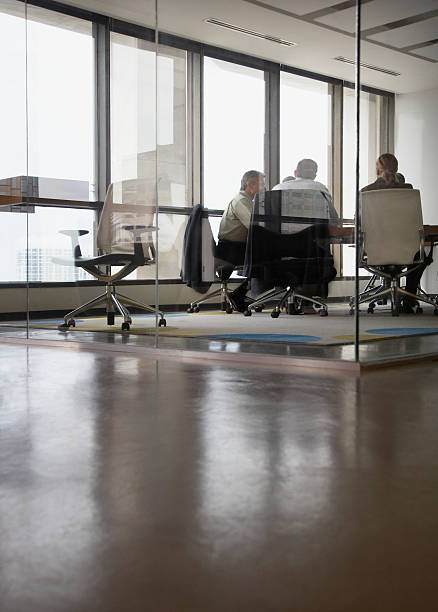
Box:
left=27, top=207, right=95, bottom=281
left=111, top=33, right=156, bottom=185
left=203, top=57, right=265, bottom=210
left=343, top=89, right=379, bottom=219
left=26, top=4, right=96, bottom=201
left=0, top=1, right=28, bottom=338
left=111, top=35, right=188, bottom=206
left=280, top=72, right=331, bottom=188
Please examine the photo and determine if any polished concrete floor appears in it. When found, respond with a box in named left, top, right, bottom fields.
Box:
left=1, top=344, right=438, bottom=611
left=2, top=322, right=438, bottom=364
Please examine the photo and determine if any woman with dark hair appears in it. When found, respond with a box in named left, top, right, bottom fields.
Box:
left=361, top=153, right=432, bottom=313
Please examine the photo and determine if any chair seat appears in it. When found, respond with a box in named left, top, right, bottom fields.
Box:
left=75, top=253, right=148, bottom=267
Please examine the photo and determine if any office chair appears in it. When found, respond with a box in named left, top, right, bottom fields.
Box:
left=57, top=179, right=166, bottom=331
left=350, top=188, right=438, bottom=317
left=187, top=238, right=246, bottom=314
left=243, top=190, right=336, bottom=318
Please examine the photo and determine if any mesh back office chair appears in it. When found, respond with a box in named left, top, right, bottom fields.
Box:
left=58, top=179, right=166, bottom=331
left=351, top=188, right=438, bottom=316
left=243, top=189, right=337, bottom=318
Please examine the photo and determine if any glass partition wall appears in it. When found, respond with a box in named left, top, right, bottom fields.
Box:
left=1, top=0, right=436, bottom=366
left=357, top=0, right=438, bottom=363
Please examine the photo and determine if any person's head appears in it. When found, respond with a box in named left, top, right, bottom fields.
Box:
left=295, top=159, right=318, bottom=180
left=376, top=153, right=399, bottom=184
left=241, top=170, right=265, bottom=196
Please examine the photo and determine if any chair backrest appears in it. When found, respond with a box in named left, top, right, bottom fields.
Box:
left=96, top=179, right=155, bottom=254
left=360, top=189, right=423, bottom=266
left=255, top=189, right=337, bottom=235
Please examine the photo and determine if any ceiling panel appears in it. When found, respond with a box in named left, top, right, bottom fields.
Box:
left=258, top=0, right=343, bottom=16
left=315, top=0, right=438, bottom=34
left=413, top=43, right=438, bottom=60
left=369, top=16, right=438, bottom=47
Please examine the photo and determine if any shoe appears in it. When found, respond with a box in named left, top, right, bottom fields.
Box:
left=400, top=301, right=415, bottom=314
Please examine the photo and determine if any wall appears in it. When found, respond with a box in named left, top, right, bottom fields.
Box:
left=395, top=87, right=438, bottom=293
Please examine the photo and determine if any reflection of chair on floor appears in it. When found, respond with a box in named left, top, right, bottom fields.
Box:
left=57, top=179, right=166, bottom=331
left=350, top=189, right=438, bottom=317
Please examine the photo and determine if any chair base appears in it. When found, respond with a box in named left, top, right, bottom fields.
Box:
left=350, top=275, right=438, bottom=317
left=243, top=286, right=328, bottom=318
left=58, top=284, right=166, bottom=331
left=187, top=280, right=235, bottom=314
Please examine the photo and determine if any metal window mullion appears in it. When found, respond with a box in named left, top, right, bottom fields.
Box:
left=95, top=20, right=110, bottom=202
left=331, top=81, right=343, bottom=277
left=188, top=51, right=201, bottom=206
left=265, top=66, right=280, bottom=190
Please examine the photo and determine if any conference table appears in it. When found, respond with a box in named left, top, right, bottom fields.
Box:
left=328, top=224, right=438, bottom=245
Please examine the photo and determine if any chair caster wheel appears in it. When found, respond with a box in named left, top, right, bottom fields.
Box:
left=349, top=308, right=354, bottom=315
left=193, top=306, right=200, bottom=313
left=243, top=309, right=252, bottom=317
left=367, top=307, right=375, bottom=314
left=254, top=305, right=263, bottom=313
left=187, top=306, right=194, bottom=313
left=416, top=306, right=423, bottom=314
left=271, top=310, right=280, bottom=319
left=58, top=318, right=75, bottom=331
left=225, top=306, right=233, bottom=314
left=319, top=309, right=328, bottom=317
left=158, top=318, right=167, bottom=327
left=121, top=322, right=130, bottom=331
left=107, top=312, right=115, bottom=325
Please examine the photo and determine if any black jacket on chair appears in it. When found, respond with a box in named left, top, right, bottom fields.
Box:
left=181, top=204, right=213, bottom=293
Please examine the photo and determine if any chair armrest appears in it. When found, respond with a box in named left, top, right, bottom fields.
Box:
left=59, top=229, right=89, bottom=258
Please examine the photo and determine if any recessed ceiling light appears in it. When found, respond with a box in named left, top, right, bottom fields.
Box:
left=205, top=18, right=297, bottom=47
left=333, top=56, right=400, bottom=76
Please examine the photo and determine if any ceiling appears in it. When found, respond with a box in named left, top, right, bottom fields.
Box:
left=56, top=0, right=438, bottom=93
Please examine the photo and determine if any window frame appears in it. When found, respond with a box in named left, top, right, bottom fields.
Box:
left=8, top=0, right=394, bottom=284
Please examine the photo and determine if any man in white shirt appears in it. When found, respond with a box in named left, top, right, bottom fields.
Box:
left=273, top=158, right=330, bottom=194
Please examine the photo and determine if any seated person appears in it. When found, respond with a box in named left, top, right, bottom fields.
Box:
left=361, top=153, right=432, bottom=313
left=217, top=170, right=265, bottom=311
left=270, top=159, right=338, bottom=311
left=273, top=158, right=330, bottom=195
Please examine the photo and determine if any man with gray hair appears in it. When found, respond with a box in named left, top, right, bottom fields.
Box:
left=216, top=170, right=265, bottom=311
left=273, top=158, right=330, bottom=194
left=218, top=170, right=265, bottom=244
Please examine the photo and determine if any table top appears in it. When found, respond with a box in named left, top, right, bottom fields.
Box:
left=329, top=225, right=438, bottom=244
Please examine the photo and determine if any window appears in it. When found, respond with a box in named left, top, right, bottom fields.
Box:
left=203, top=57, right=265, bottom=210
left=26, top=5, right=96, bottom=200
left=342, top=88, right=380, bottom=275
left=280, top=71, right=331, bottom=189
left=110, top=33, right=189, bottom=207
